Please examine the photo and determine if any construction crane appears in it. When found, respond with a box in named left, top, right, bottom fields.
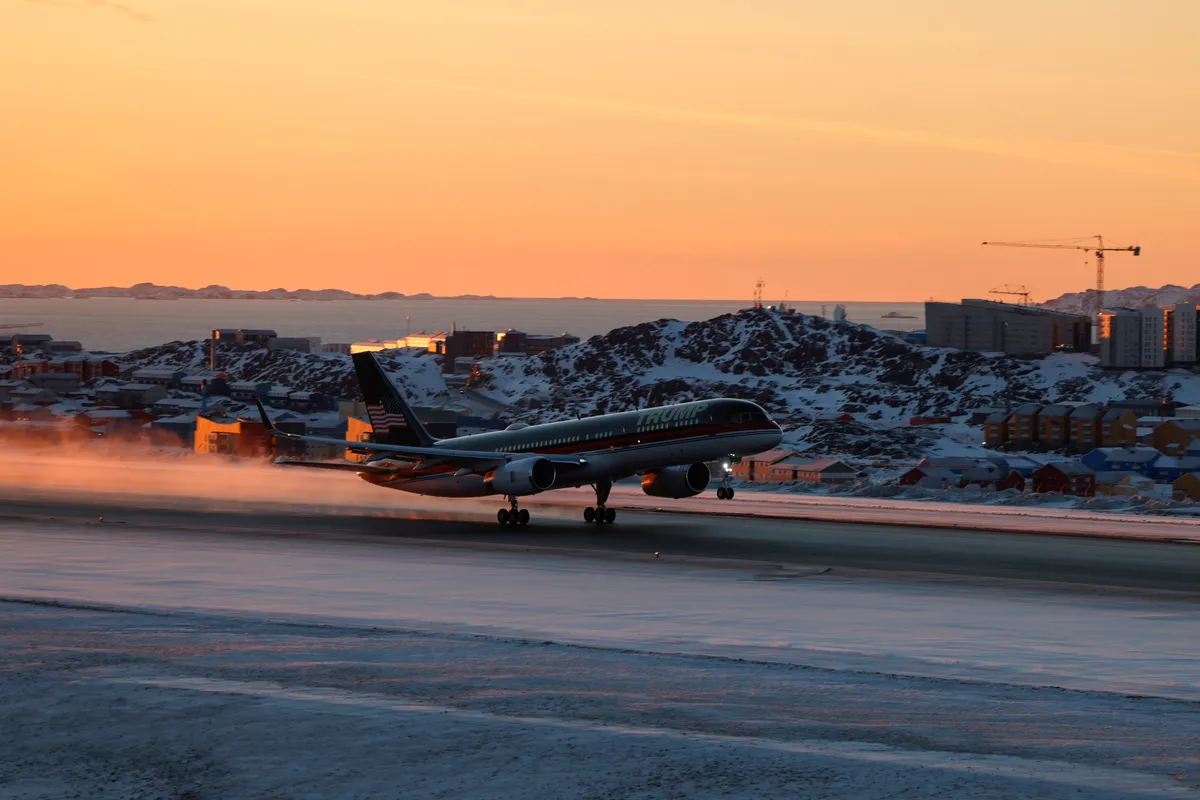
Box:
left=981, top=236, right=1140, bottom=315
left=987, top=285, right=1033, bottom=306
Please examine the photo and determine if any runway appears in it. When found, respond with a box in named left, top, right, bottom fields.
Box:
left=3, top=485, right=1199, bottom=796
left=3, top=494, right=1199, bottom=594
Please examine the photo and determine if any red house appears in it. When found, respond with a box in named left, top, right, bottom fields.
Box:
left=1031, top=463, right=1096, bottom=497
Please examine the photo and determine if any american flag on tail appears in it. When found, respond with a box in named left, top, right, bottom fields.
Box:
left=367, top=395, right=409, bottom=431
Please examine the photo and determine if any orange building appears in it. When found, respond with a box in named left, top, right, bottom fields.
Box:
left=194, top=415, right=271, bottom=458
left=1152, top=420, right=1200, bottom=456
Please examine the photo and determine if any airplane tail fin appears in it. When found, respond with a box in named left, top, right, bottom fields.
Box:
left=352, top=351, right=437, bottom=447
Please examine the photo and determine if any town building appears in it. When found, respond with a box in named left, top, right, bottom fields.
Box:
left=1099, top=408, right=1138, bottom=447
left=8, top=386, right=57, bottom=406
left=194, top=415, right=271, bottom=457
left=1037, top=403, right=1077, bottom=449
left=95, top=382, right=167, bottom=409
left=1097, top=308, right=1143, bottom=368
left=228, top=381, right=273, bottom=402
left=180, top=375, right=207, bottom=393
left=152, top=397, right=227, bottom=417
left=146, top=414, right=198, bottom=448
left=1008, top=403, right=1043, bottom=448
left=959, top=466, right=1025, bottom=491
left=130, top=368, right=186, bottom=389
left=1031, top=463, right=1096, bottom=496
left=29, top=372, right=81, bottom=393
left=1152, top=419, right=1200, bottom=456
left=1110, top=398, right=1177, bottom=418
left=1080, top=447, right=1160, bottom=475
left=896, top=467, right=962, bottom=489
left=1171, top=304, right=1200, bottom=364
left=1066, top=404, right=1103, bottom=451
left=0, top=380, right=30, bottom=403
left=321, top=342, right=353, bottom=354
left=767, top=456, right=857, bottom=484
left=983, top=411, right=1010, bottom=447
left=6, top=333, right=53, bottom=354
left=1094, top=472, right=1155, bottom=496
left=1147, top=455, right=1200, bottom=482
left=730, top=449, right=792, bottom=481
left=345, top=416, right=374, bottom=462
left=924, top=299, right=1091, bottom=355
left=496, top=330, right=582, bottom=356
left=217, top=328, right=277, bottom=345
left=433, top=330, right=495, bottom=374
left=1138, top=307, right=1166, bottom=367
left=350, top=339, right=406, bottom=354
left=1171, top=472, right=1200, bottom=502
left=268, top=336, right=321, bottom=353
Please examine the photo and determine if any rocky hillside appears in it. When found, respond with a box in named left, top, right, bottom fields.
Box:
left=112, top=309, right=1200, bottom=459
left=120, top=341, right=450, bottom=405
left=475, top=308, right=1190, bottom=425
left=1041, top=283, right=1200, bottom=314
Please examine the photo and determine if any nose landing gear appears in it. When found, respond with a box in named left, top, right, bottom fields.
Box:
left=716, top=459, right=736, bottom=500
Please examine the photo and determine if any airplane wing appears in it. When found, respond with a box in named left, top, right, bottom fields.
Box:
left=256, top=399, right=587, bottom=471
left=274, top=459, right=400, bottom=475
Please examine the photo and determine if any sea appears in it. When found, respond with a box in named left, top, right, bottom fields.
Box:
left=0, top=298, right=925, bottom=353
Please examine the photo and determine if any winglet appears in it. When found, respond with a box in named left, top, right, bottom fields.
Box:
left=254, top=397, right=275, bottom=432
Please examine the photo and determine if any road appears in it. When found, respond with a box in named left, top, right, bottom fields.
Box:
left=2, top=494, right=1198, bottom=594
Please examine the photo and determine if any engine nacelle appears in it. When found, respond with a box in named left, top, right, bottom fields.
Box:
left=486, top=457, right=557, bottom=496
left=641, top=463, right=710, bottom=499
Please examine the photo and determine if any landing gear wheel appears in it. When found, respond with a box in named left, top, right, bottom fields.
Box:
left=726, top=488, right=735, bottom=500
left=497, top=508, right=509, bottom=525
left=584, top=507, right=596, bottom=523
left=517, top=508, right=530, bottom=526
left=603, top=507, right=616, bottom=524
left=717, top=487, right=727, bottom=500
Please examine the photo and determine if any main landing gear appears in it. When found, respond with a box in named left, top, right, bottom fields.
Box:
left=584, top=479, right=617, bottom=524
left=497, top=495, right=530, bottom=526
left=716, top=457, right=736, bottom=500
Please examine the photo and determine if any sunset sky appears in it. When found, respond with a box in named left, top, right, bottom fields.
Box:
left=2, top=0, right=1198, bottom=301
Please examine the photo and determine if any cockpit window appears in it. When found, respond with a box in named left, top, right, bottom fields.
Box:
left=731, top=410, right=769, bottom=424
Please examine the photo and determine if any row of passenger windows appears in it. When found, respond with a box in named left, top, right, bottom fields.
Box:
left=496, top=433, right=594, bottom=453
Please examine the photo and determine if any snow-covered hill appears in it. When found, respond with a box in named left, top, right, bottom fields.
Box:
left=1041, top=284, right=1200, bottom=314
left=115, top=309, right=1200, bottom=460
left=121, top=341, right=451, bottom=406
left=476, top=308, right=1189, bottom=422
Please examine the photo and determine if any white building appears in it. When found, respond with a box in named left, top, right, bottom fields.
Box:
left=1138, top=307, right=1165, bottom=368
left=1098, top=308, right=1142, bottom=368
left=1172, top=303, right=1199, bottom=364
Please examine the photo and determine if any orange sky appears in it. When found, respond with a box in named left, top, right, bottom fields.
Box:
left=2, top=0, right=1198, bottom=301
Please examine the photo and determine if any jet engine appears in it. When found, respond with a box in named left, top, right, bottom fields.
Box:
left=487, top=457, right=557, bottom=495
left=641, top=463, right=710, bottom=499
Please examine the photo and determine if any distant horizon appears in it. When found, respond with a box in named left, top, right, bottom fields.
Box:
left=1, top=280, right=1193, bottom=306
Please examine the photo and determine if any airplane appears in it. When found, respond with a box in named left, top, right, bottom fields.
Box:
left=255, top=351, right=783, bottom=526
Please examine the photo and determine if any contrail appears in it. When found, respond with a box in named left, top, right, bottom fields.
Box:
left=20, top=0, right=153, bottom=22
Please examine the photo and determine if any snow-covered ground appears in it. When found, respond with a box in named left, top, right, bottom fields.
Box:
left=1, top=520, right=1197, bottom=798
